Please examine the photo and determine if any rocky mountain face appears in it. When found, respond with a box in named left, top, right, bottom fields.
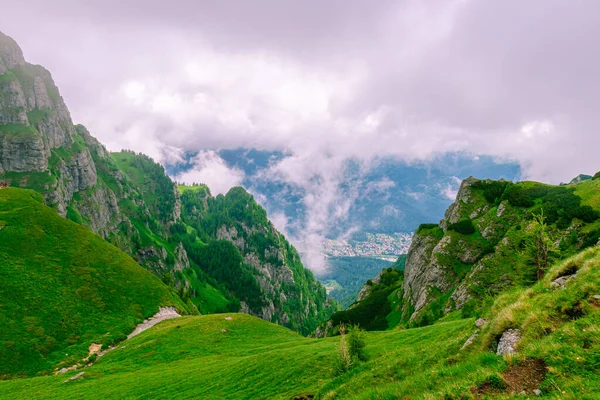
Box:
left=400, top=176, right=600, bottom=326
left=314, top=175, right=600, bottom=336
left=178, top=185, right=335, bottom=333
left=0, top=31, right=334, bottom=333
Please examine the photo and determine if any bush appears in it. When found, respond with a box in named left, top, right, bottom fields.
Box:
left=471, top=180, right=510, bottom=204
left=593, top=171, right=600, bottom=180
left=417, top=223, right=439, bottom=233
left=335, top=325, right=367, bottom=374
left=346, top=326, right=367, bottom=361
left=448, top=219, right=476, bottom=235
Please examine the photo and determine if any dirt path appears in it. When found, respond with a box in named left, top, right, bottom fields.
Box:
left=59, top=306, right=182, bottom=376
left=127, top=306, right=181, bottom=339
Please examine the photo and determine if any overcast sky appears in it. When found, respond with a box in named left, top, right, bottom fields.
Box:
left=2, top=0, right=600, bottom=186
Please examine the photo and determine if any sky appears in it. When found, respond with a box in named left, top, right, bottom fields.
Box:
left=2, top=1, right=600, bottom=271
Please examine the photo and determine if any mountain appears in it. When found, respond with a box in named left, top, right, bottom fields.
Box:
left=319, top=256, right=404, bottom=308
left=169, top=149, right=521, bottom=239
left=400, top=176, right=600, bottom=327
left=0, top=187, right=192, bottom=378
left=176, top=184, right=334, bottom=333
left=0, top=31, right=334, bottom=334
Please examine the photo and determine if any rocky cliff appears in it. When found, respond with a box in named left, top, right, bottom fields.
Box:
left=0, top=31, right=334, bottom=333
left=400, top=176, right=600, bottom=326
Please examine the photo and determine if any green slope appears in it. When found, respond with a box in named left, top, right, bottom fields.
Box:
left=2, top=245, right=600, bottom=398
left=0, top=188, right=191, bottom=378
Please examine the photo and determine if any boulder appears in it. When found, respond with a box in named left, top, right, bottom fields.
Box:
left=475, top=318, right=488, bottom=328
left=496, top=329, right=521, bottom=356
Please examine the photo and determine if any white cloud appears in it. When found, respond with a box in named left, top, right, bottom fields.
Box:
left=4, top=0, right=600, bottom=272
left=175, top=151, right=245, bottom=195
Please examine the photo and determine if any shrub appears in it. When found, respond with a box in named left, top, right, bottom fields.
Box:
left=471, top=180, right=510, bottom=204
left=593, top=171, right=600, bottom=180
left=335, top=325, right=367, bottom=374
left=448, top=219, right=476, bottom=235
left=417, top=223, right=439, bottom=233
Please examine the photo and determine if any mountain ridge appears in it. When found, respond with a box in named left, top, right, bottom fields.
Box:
left=0, top=31, right=334, bottom=334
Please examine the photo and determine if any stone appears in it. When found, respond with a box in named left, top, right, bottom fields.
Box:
left=592, top=295, right=600, bottom=301
left=550, top=274, right=576, bottom=289
left=225, top=316, right=233, bottom=321
left=496, top=201, right=508, bottom=218
left=496, top=329, right=521, bottom=356
left=63, top=372, right=84, bottom=383
left=460, top=333, right=479, bottom=350
left=475, top=318, right=488, bottom=328
left=533, top=389, right=542, bottom=396
left=221, top=329, right=228, bottom=333
left=127, top=307, right=181, bottom=340
left=58, top=368, right=68, bottom=374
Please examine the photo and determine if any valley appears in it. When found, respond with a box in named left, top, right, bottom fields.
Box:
left=2, top=11, right=600, bottom=400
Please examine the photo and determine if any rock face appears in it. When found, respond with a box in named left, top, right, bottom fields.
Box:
left=0, top=33, right=25, bottom=71
left=397, top=175, right=599, bottom=326
left=496, top=329, right=521, bottom=356
left=403, top=232, right=454, bottom=319
left=0, top=131, right=47, bottom=172
left=0, top=32, right=76, bottom=179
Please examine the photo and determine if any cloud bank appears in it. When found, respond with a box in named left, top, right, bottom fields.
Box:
left=2, top=0, right=598, bottom=270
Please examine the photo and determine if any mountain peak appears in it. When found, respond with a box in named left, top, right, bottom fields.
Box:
left=0, top=32, right=25, bottom=73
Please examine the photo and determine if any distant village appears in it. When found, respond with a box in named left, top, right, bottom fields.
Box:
left=322, top=232, right=412, bottom=258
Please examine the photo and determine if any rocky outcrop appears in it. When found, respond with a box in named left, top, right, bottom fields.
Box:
left=496, top=329, right=521, bottom=356
left=0, top=33, right=25, bottom=71
left=403, top=232, right=451, bottom=318
left=0, top=131, right=47, bottom=173
left=356, top=269, right=384, bottom=303
left=45, top=148, right=98, bottom=215
left=72, top=184, right=122, bottom=237
left=174, top=242, right=190, bottom=271
left=0, top=78, right=29, bottom=125
left=440, top=177, right=479, bottom=231
left=1, top=33, right=74, bottom=172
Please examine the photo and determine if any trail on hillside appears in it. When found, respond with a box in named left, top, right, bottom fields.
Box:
left=127, top=307, right=181, bottom=339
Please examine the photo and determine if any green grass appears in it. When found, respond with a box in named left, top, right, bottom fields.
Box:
left=0, top=314, right=475, bottom=399
left=0, top=171, right=55, bottom=193
left=2, top=245, right=600, bottom=398
left=177, top=184, right=210, bottom=195
left=573, top=178, right=600, bottom=210
left=0, top=123, right=38, bottom=139
left=185, top=269, right=230, bottom=314
left=0, top=188, right=191, bottom=378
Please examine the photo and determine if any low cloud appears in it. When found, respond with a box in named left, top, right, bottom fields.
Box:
left=3, top=0, right=600, bottom=272
left=175, top=151, right=245, bottom=195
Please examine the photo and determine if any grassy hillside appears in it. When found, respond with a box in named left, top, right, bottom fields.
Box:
left=0, top=188, right=191, bottom=378
left=2, top=244, right=599, bottom=398
left=399, top=177, right=600, bottom=328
